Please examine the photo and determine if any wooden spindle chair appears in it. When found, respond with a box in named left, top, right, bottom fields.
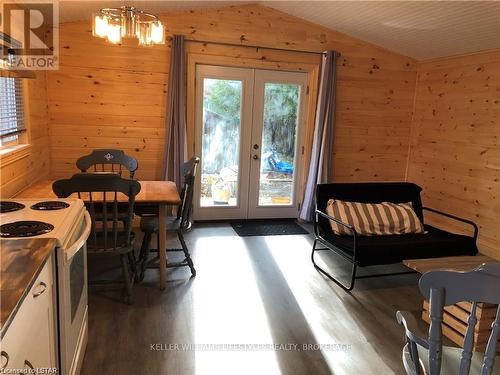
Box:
left=397, top=263, right=500, bottom=375
left=76, top=149, right=139, bottom=223
left=76, top=149, right=138, bottom=178
left=136, top=157, right=200, bottom=281
left=53, top=173, right=141, bottom=305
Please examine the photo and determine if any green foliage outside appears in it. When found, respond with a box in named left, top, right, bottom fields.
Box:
left=205, top=80, right=299, bottom=162
left=262, top=83, right=298, bottom=161
left=204, top=80, right=241, bottom=123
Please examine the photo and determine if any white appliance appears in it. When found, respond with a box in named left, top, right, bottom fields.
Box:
left=0, top=199, right=91, bottom=375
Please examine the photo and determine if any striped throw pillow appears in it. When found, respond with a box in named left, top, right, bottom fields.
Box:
left=325, top=199, right=425, bottom=236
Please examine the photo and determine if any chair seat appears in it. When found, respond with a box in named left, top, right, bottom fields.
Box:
left=319, top=224, right=477, bottom=267
left=87, top=231, right=135, bottom=254
left=403, top=343, right=500, bottom=374
left=140, top=216, right=181, bottom=233
left=134, top=204, right=159, bottom=217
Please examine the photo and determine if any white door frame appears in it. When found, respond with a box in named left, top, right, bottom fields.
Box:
left=247, top=70, right=308, bottom=219
left=193, top=65, right=308, bottom=220
left=193, top=65, right=254, bottom=220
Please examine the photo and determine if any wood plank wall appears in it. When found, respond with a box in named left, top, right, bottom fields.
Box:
left=407, top=50, right=500, bottom=259
left=2, top=5, right=497, bottom=258
left=46, top=4, right=417, bottom=182
left=47, top=21, right=169, bottom=180
left=0, top=72, right=51, bottom=197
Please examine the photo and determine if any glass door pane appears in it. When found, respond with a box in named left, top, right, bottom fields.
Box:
left=247, top=69, right=307, bottom=219
left=194, top=66, right=307, bottom=220
left=258, top=83, right=300, bottom=206
left=200, top=78, right=242, bottom=207
left=194, top=64, right=254, bottom=220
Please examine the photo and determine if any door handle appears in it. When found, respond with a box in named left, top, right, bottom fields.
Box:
left=1, top=351, right=9, bottom=369
left=66, top=211, right=91, bottom=261
left=252, top=155, right=259, bottom=160
left=33, top=281, right=47, bottom=297
left=24, top=360, right=34, bottom=370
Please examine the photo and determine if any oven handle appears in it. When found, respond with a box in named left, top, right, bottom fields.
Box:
left=65, top=211, right=91, bottom=262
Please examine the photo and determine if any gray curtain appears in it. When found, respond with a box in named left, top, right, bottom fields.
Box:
left=299, top=51, right=340, bottom=221
left=163, top=35, right=187, bottom=188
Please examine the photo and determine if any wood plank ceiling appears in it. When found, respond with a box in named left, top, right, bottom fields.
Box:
left=57, top=1, right=500, bottom=60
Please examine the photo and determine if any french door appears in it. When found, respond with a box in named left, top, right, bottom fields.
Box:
left=194, top=65, right=308, bottom=220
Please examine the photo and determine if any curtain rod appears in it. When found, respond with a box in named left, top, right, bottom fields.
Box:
left=184, top=38, right=338, bottom=57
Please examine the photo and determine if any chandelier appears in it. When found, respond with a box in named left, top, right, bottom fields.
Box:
left=92, top=6, right=165, bottom=46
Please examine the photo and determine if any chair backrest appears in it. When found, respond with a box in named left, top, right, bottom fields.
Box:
left=315, top=182, right=424, bottom=234
left=52, top=173, right=141, bottom=252
left=419, top=263, right=500, bottom=375
left=76, top=149, right=139, bottom=179
left=178, top=157, right=200, bottom=229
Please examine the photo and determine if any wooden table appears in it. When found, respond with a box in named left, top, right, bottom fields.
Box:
left=404, top=255, right=499, bottom=352
left=15, top=179, right=181, bottom=290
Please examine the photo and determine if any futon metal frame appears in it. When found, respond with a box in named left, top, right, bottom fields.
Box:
left=311, top=207, right=479, bottom=292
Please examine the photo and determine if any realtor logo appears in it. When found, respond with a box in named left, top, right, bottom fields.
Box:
left=0, top=1, right=59, bottom=70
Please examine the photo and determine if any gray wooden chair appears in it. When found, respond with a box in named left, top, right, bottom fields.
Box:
left=136, top=157, right=200, bottom=281
left=76, top=149, right=138, bottom=178
left=53, top=173, right=141, bottom=304
left=396, top=263, right=500, bottom=375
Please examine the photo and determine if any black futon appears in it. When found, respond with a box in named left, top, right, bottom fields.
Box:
left=312, top=182, right=478, bottom=291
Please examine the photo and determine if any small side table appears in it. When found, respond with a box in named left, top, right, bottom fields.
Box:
left=403, top=255, right=499, bottom=352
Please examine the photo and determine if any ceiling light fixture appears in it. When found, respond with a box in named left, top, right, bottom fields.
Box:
left=92, top=6, right=165, bottom=46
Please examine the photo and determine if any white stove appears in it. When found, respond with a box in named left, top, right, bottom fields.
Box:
left=0, top=198, right=90, bottom=375
left=1, top=199, right=83, bottom=245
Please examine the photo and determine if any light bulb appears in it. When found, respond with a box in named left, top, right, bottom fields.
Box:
left=121, top=10, right=136, bottom=37
left=136, top=21, right=153, bottom=46
left=150, top=21, right=164, bottom=44
left=93, top=14, right=108, bottom=38
left=106, top=23, right=122, bottom=44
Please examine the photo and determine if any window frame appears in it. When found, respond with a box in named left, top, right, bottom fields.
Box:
left=0, top=78, right=31, bottom=162
left=0, top=77, right=27, bottom=147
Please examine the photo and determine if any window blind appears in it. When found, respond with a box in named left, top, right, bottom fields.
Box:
left=0, top=77, right=25, bottom=142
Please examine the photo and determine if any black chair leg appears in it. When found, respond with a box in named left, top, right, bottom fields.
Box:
left=120, top=253, right=134, bottom=305
left=156, top=232, right=160, bottom=259
left=178, top=230, right=196, bottom=277
left=311, top=239, right=357, bottom=292
left=127, top=251, right=137, bottom=279
left=137, top=231, right=152, bottom=282
left=138, top=231, right=150, bottom=262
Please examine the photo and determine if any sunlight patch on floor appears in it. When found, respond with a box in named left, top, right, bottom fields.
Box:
left=192, top=235, right=282, bottom=375
left=264, top=235, right=395, bottom=375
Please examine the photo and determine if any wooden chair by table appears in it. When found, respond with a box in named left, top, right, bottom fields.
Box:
left=76, top=149, right=138, bottom=178
left=53, top=173, right=141, bottom=304
left=396, top=263, right=500, bottom=375
left=77, top=149, right=139, bottom=222
left=136, top=157, right=200, bottom=281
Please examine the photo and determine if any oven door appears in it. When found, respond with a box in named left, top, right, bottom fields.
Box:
left=58, top=211, right=91, bottom=375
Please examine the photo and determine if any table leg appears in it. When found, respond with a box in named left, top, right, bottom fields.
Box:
left=159, top=205, right=167, bottom=290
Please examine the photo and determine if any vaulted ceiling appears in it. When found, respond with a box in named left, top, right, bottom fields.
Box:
left=267, top=1, right=500, bottom=60
left=58, top=1, right=500, bottom=60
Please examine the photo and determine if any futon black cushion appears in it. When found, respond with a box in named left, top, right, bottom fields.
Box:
left=318, top=225, right=478, bottom=267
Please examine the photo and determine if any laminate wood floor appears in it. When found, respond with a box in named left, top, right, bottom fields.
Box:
left=81, top=222, right=425, bottom=375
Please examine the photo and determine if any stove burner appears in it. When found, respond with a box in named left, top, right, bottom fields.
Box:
left=31, top=201, right=70, bottom=211
left=0, top=221, right=54, bottom=238
left=0, top=201, right=25, bottom=213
